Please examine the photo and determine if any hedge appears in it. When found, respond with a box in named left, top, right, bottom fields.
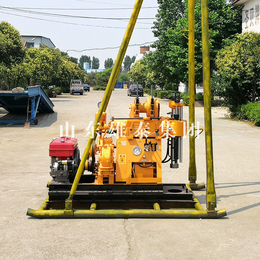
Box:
left=144, top=89, right=176, bottom=99
left=238, top=102, right=260, bottom=125
left=93, top=86, right=106, bottom=91
left=142, top=89, right=226, bottom=107
left=144, top=88, right=151, bottom=95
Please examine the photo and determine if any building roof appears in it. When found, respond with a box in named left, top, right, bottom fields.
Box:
left=232, top=0, right=249, bottom=6
left=21, top=35, right=56, bottom=47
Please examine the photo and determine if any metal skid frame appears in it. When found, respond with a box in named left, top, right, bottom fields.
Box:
left=27, top=183, right=226, bottom=218
left=27, top=0, right=227, bottom=219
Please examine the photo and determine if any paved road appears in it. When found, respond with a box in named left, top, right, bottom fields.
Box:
left=1, top=89, right=259, bottom=260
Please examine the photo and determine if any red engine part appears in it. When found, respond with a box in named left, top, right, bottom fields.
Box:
left=49, top=137, right=78, bottom=160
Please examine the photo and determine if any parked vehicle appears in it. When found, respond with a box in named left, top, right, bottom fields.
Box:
left=127, top=84, right=144, bottom=97
left=48, top=85, right=57, bottom=98
left=70, top=79, right=84, bottom=95
left=83, top=84, right=90, bottom=92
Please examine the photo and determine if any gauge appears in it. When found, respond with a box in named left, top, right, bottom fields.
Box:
left=132, top=146, right=142, bottom=156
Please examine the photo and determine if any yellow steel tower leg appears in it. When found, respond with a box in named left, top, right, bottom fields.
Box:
left=188, top=0, right=205, bottom=190
left=65, top=0, right=144, bottom=212
left=188, top=0, right=197, bottom=186
left=201, top=0, right=217, bottom=211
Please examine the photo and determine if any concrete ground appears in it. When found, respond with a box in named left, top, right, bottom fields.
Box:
left=0, top=89, right=259, bottom=260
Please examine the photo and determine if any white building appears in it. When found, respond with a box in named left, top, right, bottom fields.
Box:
left=233, top=0, right=260, bottom=33
left=21, top=35, right=56, bottom=48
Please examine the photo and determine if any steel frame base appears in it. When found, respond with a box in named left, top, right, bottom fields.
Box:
left=27, top=183, right=227, bottom=219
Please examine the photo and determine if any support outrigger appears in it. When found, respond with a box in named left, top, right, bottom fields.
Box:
left=27, top=0, right=227, bottom=219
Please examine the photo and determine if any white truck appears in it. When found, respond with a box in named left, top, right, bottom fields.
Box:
left=70, top=79, right=84, bottom=95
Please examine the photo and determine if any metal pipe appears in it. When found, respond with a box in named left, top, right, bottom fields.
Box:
left=65, top=0, right=144, bottom=206
left=27, top=208, right=227, bottom=219
left=186, top=184, right=204, bottom=211
left=38, top=196, right=49, bottom=210
left=179, top=103, right=184, bottom=163
left=201, top=0, right=217, bottom=211
left=179, top=137, right=183, bottom=163
left=188, top=0, right=197, bottom=185
left=180, top=103, right=183, bottom=121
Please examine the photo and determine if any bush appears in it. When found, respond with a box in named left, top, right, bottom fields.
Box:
left=238, top=102, right=260, bottom=125
left=165, top=90, right=176, bottom=98
left=144, top=88, right=151, bottom=95
left=55, top=87, right=62, bottom=95
left=93, top=86, right=106, bottom=91
left=143, top=89, right=177, bottom=99
left=153, top=90, right=159, bottom=97
left=157, top=90, right=169, bottom=99
left=44, top=88, right=52, bottom=97
left=181, top=93, right=189, bottom=106
left=195, top=93, right=203, bottom=101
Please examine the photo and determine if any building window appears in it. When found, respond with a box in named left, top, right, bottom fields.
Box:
left=256, top=5, right=259, bottom=25
left=245, top=10, right=249, bottom=29
left=250, top=8, right=254, bottom=27
left=26, top=42, right=34, bottom=48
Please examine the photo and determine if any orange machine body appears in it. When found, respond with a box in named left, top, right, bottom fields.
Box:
left=88, top=97, right=186, bottom=185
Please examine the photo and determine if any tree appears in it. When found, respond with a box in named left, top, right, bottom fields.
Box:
left=152, top=0, right=185, bottom=38
left=56, top=57, right=87, bottom=92
left=0, top=22, right=25, bottom=68
left=0, top=22, right=85, bottom=91
left=92, top=56, right=100, bottom=69
left=123, top=55, right=136, bottom=72
left=104, top=58, right=114, bottom=69
left=148, top=0, right=242, bottom=88
left=79, top=55, right=91, bottom=69
left=96, top=68, right=112, bottom=86
left=60, top=51, right=78, bottom=64
left=69, top=57, right=78, bottom=64
left=5, top=61, right=35, bottom=89
left=0, top=21, right=25, bottom=89
left=128, top=59, right=148, bottom=87
left=213, top=32, right=260, bottom=112
left=144, top=0, right=185, bottom=89
left=20, top=47, right=85, bottom=91
left=86, top=72, right=97, bottom=86
left=29, top=47, right=62, bottom=87
left=117, top=73, right=130, bottom=82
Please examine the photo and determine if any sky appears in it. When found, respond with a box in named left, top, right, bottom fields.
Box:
left=0, top=0, right=159, bottom=69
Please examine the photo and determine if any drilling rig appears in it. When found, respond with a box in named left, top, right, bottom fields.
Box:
left=27, top=0, right=226, bottom=218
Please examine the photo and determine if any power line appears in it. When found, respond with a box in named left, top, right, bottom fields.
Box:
left=66, top=41, right=155, bottom=52
left=75, top=0, right=133, bottom=6
left=13, top=7, right=158, bottom=11
left=0, top=10, right=152, bottom=29
left=0, top=6, right=156, bottom=20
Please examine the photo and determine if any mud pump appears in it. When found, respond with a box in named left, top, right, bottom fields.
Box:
left=27, top=0, right=226, bottom=218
